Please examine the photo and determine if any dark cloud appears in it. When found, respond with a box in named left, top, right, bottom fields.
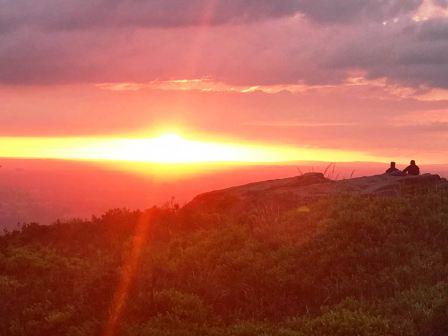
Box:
left=434, top=0, right=448, bottom=7
left=0, top=0, right=300, bottom=32
left=326, top=17, right=448, bottom=89
left=296, top=0, right=421, bottom=23
left=0, top=0, right=423, bottom=33
left=412, top=18, right=448, bottom=40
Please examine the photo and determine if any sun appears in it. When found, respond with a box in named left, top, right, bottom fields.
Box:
left=156, top=133, right=183, bottom=143
left=102, top=133, right=257, bottom=163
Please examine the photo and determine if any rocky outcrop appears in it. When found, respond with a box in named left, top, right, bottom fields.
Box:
left=186, top=172, right=448, bottom=214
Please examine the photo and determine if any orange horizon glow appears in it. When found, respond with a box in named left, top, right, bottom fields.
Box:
left=0, top=132, right=385, bottom=165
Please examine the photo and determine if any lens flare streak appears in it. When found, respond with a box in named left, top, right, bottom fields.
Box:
left=102, top=212, right=153, bottom=336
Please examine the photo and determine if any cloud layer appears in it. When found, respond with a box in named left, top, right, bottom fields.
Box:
left=1, top=0, right=447, bottom=89
left=0, top=0, right=422, bottom=33
left=1, top=0, right=303, bottom=32
left=296, top=0, right=421, bottom=23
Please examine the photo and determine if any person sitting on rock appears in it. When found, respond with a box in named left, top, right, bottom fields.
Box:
left=403, top=160, right=420, bottom=176
left=385, top=162, right=402, bottom=175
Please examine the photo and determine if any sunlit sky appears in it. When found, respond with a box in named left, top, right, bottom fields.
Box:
left=1, top=0, right=448, bottom=164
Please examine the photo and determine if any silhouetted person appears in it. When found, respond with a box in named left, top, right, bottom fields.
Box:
left=403, top=160, right=420, bottom=176
left=385, top=162, right=402, bottom=175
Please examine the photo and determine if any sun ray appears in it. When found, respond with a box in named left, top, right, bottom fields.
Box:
left=102, top=211, right=153, bottom=336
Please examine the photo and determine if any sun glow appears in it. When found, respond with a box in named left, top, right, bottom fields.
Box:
left=0, top=133, right=381, bottom=164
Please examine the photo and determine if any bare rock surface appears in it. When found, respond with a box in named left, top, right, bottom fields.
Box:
left=186, top=172, right=448, bottom=213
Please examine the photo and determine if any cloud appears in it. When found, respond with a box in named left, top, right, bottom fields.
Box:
left=413, top=17, right=448, bottom=40
left=0, top=0, right=423, bottom=34
left=0, top=18, right=330, bottom=85
left=0, top=0, right=300, bottom=32
left=296, top=0, right=422, bottom=24
left=1, top=81, right=446, bottom=134
left=325, top=17, right=448, bottom=88
left=435, top=0, right=448, bottom=8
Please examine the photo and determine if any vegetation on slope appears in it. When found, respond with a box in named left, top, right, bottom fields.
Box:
left=0, top=188, right=447, bottom=335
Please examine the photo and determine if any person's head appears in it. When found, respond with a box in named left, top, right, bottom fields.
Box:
left=410, top=160, right=416, bottom=165
left=390, top=161, right=396, bottom=168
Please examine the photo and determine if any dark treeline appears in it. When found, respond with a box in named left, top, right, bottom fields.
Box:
left=1, top=190, right=448, bottom=335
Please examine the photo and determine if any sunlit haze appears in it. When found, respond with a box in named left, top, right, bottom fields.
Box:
left=0, top=133, right=385, bottom=165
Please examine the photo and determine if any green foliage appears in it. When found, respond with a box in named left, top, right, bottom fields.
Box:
left=0, top=190, right=447, bottom=335
left=286, top=308, right=395, bottom=336
left=424, top=298, right=448, bottom=336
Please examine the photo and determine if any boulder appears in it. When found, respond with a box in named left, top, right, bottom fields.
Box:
left=185, top=173, right=448, bottom=214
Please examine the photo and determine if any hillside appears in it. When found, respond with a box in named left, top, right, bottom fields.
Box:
left=0, top=173, right=447, bottom=336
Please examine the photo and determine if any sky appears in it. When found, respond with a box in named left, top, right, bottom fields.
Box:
left=1, top=0, right=448, bottom=163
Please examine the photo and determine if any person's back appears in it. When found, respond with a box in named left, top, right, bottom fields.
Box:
left=403, top=160, right=420, bottom=176
left=385, top=162, right=401, bottom=175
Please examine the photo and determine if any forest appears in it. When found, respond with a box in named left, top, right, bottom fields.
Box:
left=1, top=188, right=447, bottom=335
